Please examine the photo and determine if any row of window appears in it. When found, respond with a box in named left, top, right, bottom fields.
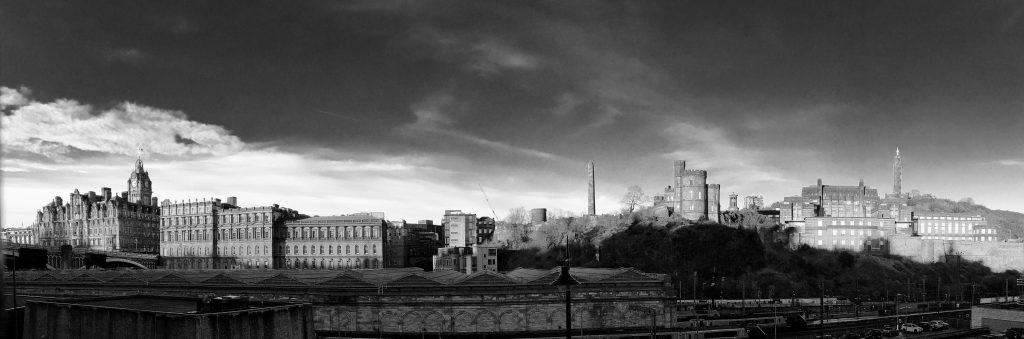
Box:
left=162, top=212, right=271, bottom=227
left=162, top=243, right=380, bottom=257
left=164, top=227, right=270, bottom=242
left=815, top=229, right=886, bottom=237
left=918, top=216, right=982, bottom=221
left=287, top=225, right=379, bottom=239
left=814, top=219, right=888, bottom=227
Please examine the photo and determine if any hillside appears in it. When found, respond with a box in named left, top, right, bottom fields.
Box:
left=910, top=196, right=1024, bottom=239
left=504, top=217, right=1022, bottom=300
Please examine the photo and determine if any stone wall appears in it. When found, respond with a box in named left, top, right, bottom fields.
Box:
left=313, top=291, right=668, bottom=335
left=887, top=236, right=1024, bottom=272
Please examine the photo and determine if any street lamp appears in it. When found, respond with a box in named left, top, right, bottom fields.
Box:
left=895, top=293, right=903, bottom=329
left=551, top=258, right=580, bottom=339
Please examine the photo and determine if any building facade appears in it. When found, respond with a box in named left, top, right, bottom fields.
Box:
left=476, top=216, right=495, bottom=244
left=743, top=195, right=765, bottom=210
left=442, top=210, right=477, bottom=247
left=1, top=227, right=36, bottom=245
left=652, top=161, right=723, bottom=221
left=282, top=214, right=387, bottom=269
left=432, top=244, right=501, bottom=274
left=159, top=197, right=303, bottom=269
left=912, top=212, right=996, bottom=241
left=33, top=158, right=160, bottom=253
left=791, top=217, right=900, bottom=251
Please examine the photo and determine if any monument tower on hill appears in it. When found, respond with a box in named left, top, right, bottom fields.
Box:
left=587, top=161, right=596, bottom=215
left=893, top=147, right=903, bottom=196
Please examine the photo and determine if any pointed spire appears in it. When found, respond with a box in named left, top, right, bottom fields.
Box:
left=134, top=146, right=145, bottom=172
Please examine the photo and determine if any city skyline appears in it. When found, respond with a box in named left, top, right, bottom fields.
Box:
left=4, top=1, right=1024, bottom=227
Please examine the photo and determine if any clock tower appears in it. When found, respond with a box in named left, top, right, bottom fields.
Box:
left=127, top=156, right=153, bottom=205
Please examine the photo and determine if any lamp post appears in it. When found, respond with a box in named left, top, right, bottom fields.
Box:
left=551, top=258, right=580, bottom=339
left=895, top=293, right=902, bottom=329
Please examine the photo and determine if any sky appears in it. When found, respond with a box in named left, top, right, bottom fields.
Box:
left=2, top=0, right=1024, bottom=227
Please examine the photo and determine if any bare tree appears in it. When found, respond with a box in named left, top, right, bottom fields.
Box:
left=620, top=185, right=650, bottom=214
left=504, top=207, right=529, bottom=225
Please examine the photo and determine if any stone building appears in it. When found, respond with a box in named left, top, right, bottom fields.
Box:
left=476, top=216, right=495, bottom=244
left=912, top=212, right=996, bottom=241
left=790, top=217, right=902, bottom=251
left=442, top=210, right=477, bottom=247
left=432, top=243, right=501, bottom=274
left=727, top=193, right=740, bottom=213
left=33, top=158, right=160, bottom=253
left=743, top=195, right=765, bottom=210
left=282, top=214, right=387, bottom=270
left=779, top=178, right=911, bottom=225
left=159, top=197, right=303, bottom=269
left=652, top=161, right=722, bottom=221
left=1, top=227, right=36, bottom=245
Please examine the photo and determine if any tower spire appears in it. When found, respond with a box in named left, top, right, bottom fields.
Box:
left=893, top=147, right=902, bottom=196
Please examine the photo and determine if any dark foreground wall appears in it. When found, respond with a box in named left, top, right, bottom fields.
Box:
left=23, top=300, right=314, bottom=339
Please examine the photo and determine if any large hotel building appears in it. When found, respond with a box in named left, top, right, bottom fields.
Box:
left=31, top=158, right=160, bottom=253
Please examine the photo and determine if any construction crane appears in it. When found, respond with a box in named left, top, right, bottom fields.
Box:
left=478, top=184, right=499, bottom=221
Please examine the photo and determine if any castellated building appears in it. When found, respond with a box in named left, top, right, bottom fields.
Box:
left=32, top=158, right=160, bottom=253
left=653, top=161, right=722, bottom=222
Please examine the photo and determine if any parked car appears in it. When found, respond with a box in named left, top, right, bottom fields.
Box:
left=882, top=326, right=902, bottom=337
left=929, top=320, right=950, bottom=330
left=918, top=322, right=936, bottom=331
left=901, top=323, right=925, bottom=333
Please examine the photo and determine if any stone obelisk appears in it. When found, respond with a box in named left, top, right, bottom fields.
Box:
left=587, top=160, right=596, bottom=216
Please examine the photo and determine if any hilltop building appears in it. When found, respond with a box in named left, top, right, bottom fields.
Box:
left=913, top=212, right=1000, bottom=242
left=652, top=161, right=722, bottom=222
left=743, top=195, right=765, bottom=210
left=784, top=148, right=1002, bottom=254
left=32, top=157, right=160, bottom=253
left=727, top=193, right=740, bottom=213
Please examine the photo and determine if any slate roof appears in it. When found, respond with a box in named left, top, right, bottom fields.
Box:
left=4, top=267, right=667, bottom=288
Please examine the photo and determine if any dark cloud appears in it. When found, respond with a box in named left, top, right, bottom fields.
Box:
left=2, top=0, right=1023, bottom=214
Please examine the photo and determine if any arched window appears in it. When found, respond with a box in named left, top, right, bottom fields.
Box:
left=346, top=245, right=351, bottom=254
left=372, top=244, right=377, bottom=254
left=320, top=245, right=324, bottom=254
left=337, top=246, right=342, bottom=254
left=303, top=245, right=307, bottom=255
left=363, top=244, right=368, bottom=254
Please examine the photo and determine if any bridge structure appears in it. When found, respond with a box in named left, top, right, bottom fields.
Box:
left=0, top=240, right=158, bottom=269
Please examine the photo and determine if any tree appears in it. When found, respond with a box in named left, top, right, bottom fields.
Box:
left=504, top=207, right=528, bottom=225
left=620, top=185, right=650, bottom=214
